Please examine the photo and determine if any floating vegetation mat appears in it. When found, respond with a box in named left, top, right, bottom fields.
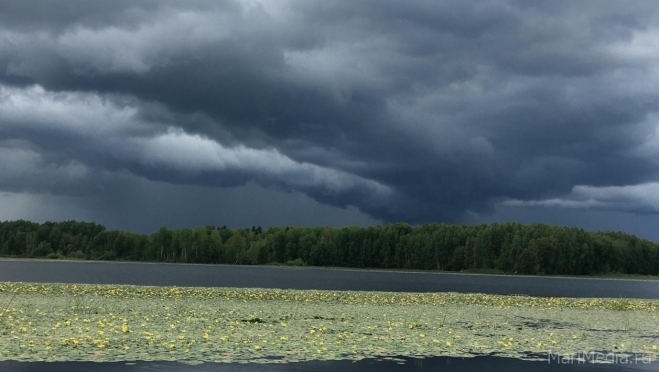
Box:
left=0, top=282, right=657, bottom=364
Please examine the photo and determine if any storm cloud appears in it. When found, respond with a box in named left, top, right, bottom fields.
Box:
left=1, top=0, right=659, bottom=236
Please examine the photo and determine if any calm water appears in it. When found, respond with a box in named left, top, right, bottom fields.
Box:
left=1, top=355, right=658, bottom=372
left=0, top=259, right=658, bottom=299
left=2, top=260, right=658, bottom=371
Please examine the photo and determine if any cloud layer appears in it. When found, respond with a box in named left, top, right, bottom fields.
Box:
left=1, top=0, right=659, bottom=232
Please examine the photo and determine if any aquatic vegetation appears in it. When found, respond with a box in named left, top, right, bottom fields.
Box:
left=0, top=282, right=657, bottom=364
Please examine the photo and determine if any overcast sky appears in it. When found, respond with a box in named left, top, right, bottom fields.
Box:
left=2, top=1, right=659, bottom=240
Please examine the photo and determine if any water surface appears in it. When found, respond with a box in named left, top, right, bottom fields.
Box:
left=0, top=260, right=657, bottom=299
left=2, top=260, right=658, bottom=371
left=2, top=355, right=658, bottom=372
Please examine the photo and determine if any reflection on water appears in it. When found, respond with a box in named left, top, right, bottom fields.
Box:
left=1, top=260, right=658, bottom=299
left=2, top=355, right=658, bottom=372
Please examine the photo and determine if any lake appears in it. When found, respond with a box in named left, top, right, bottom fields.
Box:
left=1, top=259, right=658, bottom=371
left=0, top=259, right=658, bottom=299
left=2, top=355, right=658, bottom=372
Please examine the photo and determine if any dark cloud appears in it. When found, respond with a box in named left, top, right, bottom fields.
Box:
left=1, top=0, right=659, bottom=235
left=0, top=178, right=380, bottom=234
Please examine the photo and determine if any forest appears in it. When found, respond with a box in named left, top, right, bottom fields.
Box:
left=0, top=220, right=658, bottom=276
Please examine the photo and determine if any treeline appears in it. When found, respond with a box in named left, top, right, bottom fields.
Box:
left=1, top=220, right=658, bottom=276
